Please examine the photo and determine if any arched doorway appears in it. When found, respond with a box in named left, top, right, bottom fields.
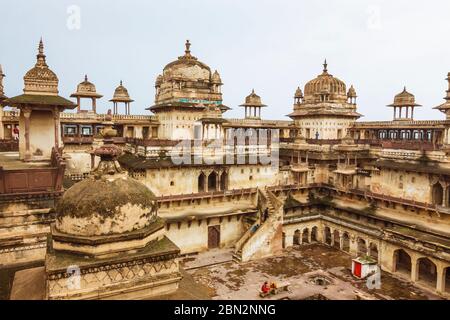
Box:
left=220, top=171, right=228, bottom=191
left=357, top=238, right=367, bottom=256
left=333, top=230, right=340, bottom=249
left=311, top=227, right=318, bottom=242
left=293, top=230, right=301, bottom=245
left=324, top=227, right=332, bottom=246
left=432, top=183, right=444, bottom=206
left=208, top=172, right=218, bottom=192
left=369, top=243, right=379, bottom=260
left=207, top=225, right=220, bottom=249
left=394, top=249, right=412, bottom=276
left=198, top=172, right=206, bottom=193
left=302, top=229, right=309, bottom=244
left=417, top=258, right=437, bottom=288
left=342, top=232, right=350, bottom=252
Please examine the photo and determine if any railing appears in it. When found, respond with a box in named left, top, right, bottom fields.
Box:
left=126, top=138, right=181, bottom=147
left=354, top=139, right=440, bottom=151
left=0, top=139, right=18, bottom=152
left=0, top=147, right=65, bottom=196
left=62, top=136, right=94, bottom=144
left=157, top=188, right=257, bottom=202
left=306, top=139, right=342, bottom=145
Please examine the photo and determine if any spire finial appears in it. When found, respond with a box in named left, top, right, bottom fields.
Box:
left=185, top=40, right=191, bottom=55
left=120, top=80, right=123, bottom=86
left=38, top=37, right=44, bottom=55
left=323, top=59, right=328, bottom=73
left=252, top=88, right=255, bottom=94
left=84, top=74, right=88, bottom=81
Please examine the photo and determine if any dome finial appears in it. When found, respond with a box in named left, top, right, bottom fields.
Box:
left=120, top=80, right=123, bottom=86
left=38, top=37, right=44, bottom=55
left=185, top=40, right=191, bottom=56
left=84, top=74, right=88, bottom=81
left=323, top=59, right=328, bottom=73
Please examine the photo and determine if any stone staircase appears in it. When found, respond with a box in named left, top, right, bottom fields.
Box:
left=233, top=187, right=283, bottom=263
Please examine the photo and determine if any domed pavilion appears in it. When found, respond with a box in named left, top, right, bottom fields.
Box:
left=46, top=120, right=181, bottom=300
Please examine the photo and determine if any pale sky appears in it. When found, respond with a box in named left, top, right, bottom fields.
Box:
left=1, top=0, right=450, bottom=121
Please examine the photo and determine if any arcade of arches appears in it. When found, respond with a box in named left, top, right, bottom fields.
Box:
left=198, top=170, right=228, bottom=193
left=283, top=222, right=450, bottom=296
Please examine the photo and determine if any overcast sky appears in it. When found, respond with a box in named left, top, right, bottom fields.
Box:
left=1, top=0, right=450, bottom=121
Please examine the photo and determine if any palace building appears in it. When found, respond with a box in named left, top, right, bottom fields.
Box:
left=0, top=39, right=449, bottom=299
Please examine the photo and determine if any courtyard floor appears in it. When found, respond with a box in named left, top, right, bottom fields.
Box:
left=183, top=244, right=444, bottom=300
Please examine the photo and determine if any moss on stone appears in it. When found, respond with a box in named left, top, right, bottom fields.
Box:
left=57, top=175, right=156, bottom=220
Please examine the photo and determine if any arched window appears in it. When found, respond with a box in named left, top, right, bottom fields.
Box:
left=394, top=249, right=412, bottom=276
left=302, top=229, right=309, bottom=244
left=198, top=172, right=206, bottom=193
left=208, top=172, right=218, bottom=192
left=220, top=171, right=228, bottom=191
left=293, top=230, right=301, bottom=245
left=357, top=238, right=367, bottom=256
left=432, top=183, right=444, bottom=206
left=417, top=258, right=437, bottom=288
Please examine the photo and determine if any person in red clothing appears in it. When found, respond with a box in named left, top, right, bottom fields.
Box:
left=261, top=281, right=270, bottom=294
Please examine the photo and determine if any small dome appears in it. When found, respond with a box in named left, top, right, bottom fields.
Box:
left=388, top=87, right=421, bottom=107
left=71, top=75, right=103, bottom=98
left=211, top=70, right=222, bottom=84
left=23, top=39, right=59, bottom=95
left=56, top=132, right=156, bottom=237
left=155, top=74, right=163, bottom=87
left=347, top=85, right=357, bottom=98
left=110, top=80, right=134, bottom=102
left=240, top=89, right=267, bottom=107
left=303, top=60, right=347, bottom=103
left=294, top=86, right=303, bottom=98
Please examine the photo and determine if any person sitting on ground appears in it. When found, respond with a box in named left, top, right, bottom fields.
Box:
left=261, top=281, right=270, bottom=294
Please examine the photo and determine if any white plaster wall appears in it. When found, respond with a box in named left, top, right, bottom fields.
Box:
left=165, top=216, right=244, bottom=254
left=19, top=110, right=55, bottom=160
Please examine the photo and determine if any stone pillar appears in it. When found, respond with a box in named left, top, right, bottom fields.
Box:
left=444, top=185, right=449, bottom=207
left=349, top=236, right=358, bottom=256
left=411, top=257, right=419, bottom=282
left=23, top=108, right=32, bottom=160
left=53, top=108, right=60, bottom=148
left=436, top=266, right=445, bottom=293
left=77, top=97, right=81, bottom=113
left=92, top=98, right=96, bottom=114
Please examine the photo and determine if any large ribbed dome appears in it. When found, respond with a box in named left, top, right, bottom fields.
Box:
left=23, top=39, right=59, bottom=95
left=162, top=40, right=211, bottom=82
left=303, top=60, right=347, bottom=103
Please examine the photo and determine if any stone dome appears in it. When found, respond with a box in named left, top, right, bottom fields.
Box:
left=347, top=85, right=357, bottom=98
left=56, top=138, right=156, bottom=237
left=240, top=89, right=267, bottom=107
left=388, top=87, right=421, bottom=107
left=155, top=74, right=163, bottom=87
left=161, top=40, right=211, bottom=83
left=71, top=75, right=103, bottom=98
left=303, top=60, right=347, bottom=103
left=110, top=80, right=134, bottom=102
left=294, top=86, right=303, bottom=98
left=211, top=70, right=222, bottom=84
left=23, top=39, right=59, bottom=95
